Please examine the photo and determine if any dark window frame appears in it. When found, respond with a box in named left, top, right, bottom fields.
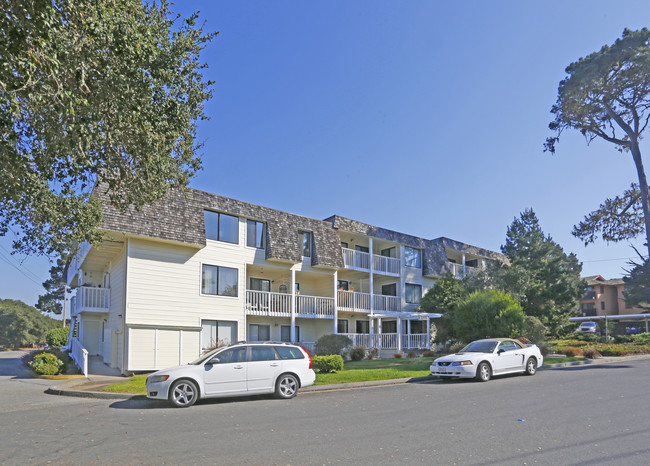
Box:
left=246, top=219, right=266, bottom=249
left=205, top=210, right=239, bottom=244
left=405, top=283, right=422, bottom=304
left=201, top=264, right=239, bottom=297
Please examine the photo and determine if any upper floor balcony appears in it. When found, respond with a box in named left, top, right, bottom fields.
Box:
left=70, top=286, right=110, bottom=317
left=245, top=290, right=334, bottom=319
left=66, top=242, right=93, bottom=286
left=448, top=262, right=478, bottom=279
left=337, top=290, right=401, bottom=313
left=342, top=247, right=400, bottom=276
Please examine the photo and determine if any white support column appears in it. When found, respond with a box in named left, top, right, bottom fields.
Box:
left=426, top=317, right=431, bottom=350
left=369, top=238, right=374, bottom=338
left=377, top=317, right=382, bottom=351
left=333, top=271, right=338, bottom=334
left=397, top=318, right=402, bottom=352
left=290, top=268, right=296, bottom=343
left=407, top=319, right=411, bottom=349
left=462, top=253, right=466, bottom=276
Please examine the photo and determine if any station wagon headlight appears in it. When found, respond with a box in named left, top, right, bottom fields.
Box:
left=451, top=361, right=472, bottom=366
left=148, top=375, right=169, bottom=383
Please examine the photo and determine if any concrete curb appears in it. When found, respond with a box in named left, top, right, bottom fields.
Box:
left=46, top=354, right=650, bottom=400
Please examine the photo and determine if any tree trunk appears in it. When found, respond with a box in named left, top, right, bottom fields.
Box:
left=629, top=138, right=650, bottom=259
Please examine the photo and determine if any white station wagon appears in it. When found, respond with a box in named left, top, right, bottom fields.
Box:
left=431, top=338, right=543, bottom=382
left=146, top=342, right=316, bottom=407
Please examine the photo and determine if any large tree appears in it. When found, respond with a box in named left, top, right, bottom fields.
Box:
left=0, top=299, right=59, bottom=348
left=1, top=0, right=216, bottom=257
left=498, top=209, right=584, bottom=336
left=545, top=28, right=650, bottom=258
left=36, top=257, right=67, bottom=315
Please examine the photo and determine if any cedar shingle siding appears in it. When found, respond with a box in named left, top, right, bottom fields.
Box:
left=94, top=185, right=505, bottom=272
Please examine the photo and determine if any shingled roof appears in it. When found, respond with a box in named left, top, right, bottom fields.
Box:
left=93, top=184, right=344, bottom=269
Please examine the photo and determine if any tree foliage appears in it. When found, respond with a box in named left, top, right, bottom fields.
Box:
left=624, top=259, right=650, bottom=310
left=545, top=28, right=650, bottom=256
left=499, top=209, right=584, bottom=336
left=36, top=257, right=67, bottom=315
left=0, top=299, right=60, bottom=348
left=450, top=290, right=526, bottom=343
left=0, top=0, right=216, bottom=256
left=419, top=274, right=466, bottom=344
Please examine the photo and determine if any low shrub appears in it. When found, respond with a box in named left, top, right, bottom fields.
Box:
left=537, top=342, right=553, bottom=356
left=583, top=348, right=603, bottom=359
left=367, top=347, right=378, bottom=360
left=393, top=353, right=403, bottom=359
left=27, top=351, right=65, bottom=375
left=631, top=332, right=650, bottom=345
left=563, top=346, right=584, bottom=357
left=422, top=350, right=435, bottom=358
left=407, top=351, right=416, bottom=359
left=314, top=334, right=352, bottom=356
left=349, top=346, right=366, bottom=361
left=613, top=335, right=634, bottom=344
left=46, top=327, right=69, bottom=349
left=312, top=355, right=344, bottom=373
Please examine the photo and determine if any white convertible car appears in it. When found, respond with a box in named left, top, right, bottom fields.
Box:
left=430, top=338, right=543, bottom=382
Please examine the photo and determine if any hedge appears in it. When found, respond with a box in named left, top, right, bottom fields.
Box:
left=312, top=355, right=344, bottom=373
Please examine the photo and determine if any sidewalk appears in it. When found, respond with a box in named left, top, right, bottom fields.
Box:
left=46, top=353, right=650, bottom=401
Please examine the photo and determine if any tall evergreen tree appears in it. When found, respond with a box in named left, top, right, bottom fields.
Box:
left=499, top=209, right=584, bottom=336
left=36, top=257, right=67, bottom=315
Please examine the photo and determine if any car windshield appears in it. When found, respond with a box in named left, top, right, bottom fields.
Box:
left=459, top=341, right=498, bottom=353
left=189, top=348, right=222, bottom=365
left=581, top=323, right=596, bottom=327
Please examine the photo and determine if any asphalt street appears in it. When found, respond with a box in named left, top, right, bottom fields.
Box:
left=1, top=351, right=649, bottom=465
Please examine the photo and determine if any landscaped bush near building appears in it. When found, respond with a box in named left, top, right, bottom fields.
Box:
left=367, top=347, right=378, bottom=360
left=46, top=327, right=69, bottom=348
left=27, top=351, right=66, bottom=375
left=314, top=334, right=352, bottom=356
left=583, top=348, right=602, bottom=359
left=349, top=346, right=366, bottom=361
left=563, top=346, right=584, bottom=357
left=312, top=355, right=344, bottom=373
left=393, top=353, right=403, bottom=359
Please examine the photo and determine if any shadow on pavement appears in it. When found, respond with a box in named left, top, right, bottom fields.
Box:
left=109, top=393, right=277, bottom=410
left=553, top=363, right=632, bottom=371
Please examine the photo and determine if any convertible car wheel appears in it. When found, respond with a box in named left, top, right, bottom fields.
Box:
left=476, top=362, right=492, bottom=382
left=525, top=357, right=537, bottom=376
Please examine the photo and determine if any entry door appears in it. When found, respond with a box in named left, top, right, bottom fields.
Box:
left=203, top=347, right=248, bottom=396
left=82, top=320, right=101, bottom=356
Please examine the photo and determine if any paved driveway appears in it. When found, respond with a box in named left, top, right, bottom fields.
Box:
left=1, top=351, right=649, bottom=465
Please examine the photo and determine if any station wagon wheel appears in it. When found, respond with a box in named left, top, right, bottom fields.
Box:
left=275, top=374, right=299, bottom=399
left=525, top=357, right=537, bottom=376
left=169, top=380, right=198, bottom=408
left=476, top=362, right=491, bottom=382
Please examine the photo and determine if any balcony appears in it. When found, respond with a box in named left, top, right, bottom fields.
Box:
left=337, top=291, right=402, bottom=313
left=342, top=247, right=400, bottom=276
left=66, top=242, right=93, bottom=285
left=70, top=286, right=110, bottom=317
left=582, top=291, right=597, bottom=300
left=339, top=333, right=429, bottom=350
left=448, top=262, right=478, bottom=279
left=245, top=290, right=334, bottom=319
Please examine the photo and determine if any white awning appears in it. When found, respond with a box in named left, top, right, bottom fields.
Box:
left=370, top=312, right=442, bottom=320
left=570, top=313, right=650, bottom=322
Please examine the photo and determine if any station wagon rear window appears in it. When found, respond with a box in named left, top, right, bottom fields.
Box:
left=274, top=346, right=305, bottom=359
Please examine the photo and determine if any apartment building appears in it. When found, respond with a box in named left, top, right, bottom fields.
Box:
left=579, top=275, right=646, bottom=317
left=66, top=186, right=506, bottom=375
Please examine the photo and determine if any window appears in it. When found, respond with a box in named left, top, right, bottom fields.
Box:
left=381, top=247, right=396, bottom=258
left=340, top=241, right=349, bottom=249
left=281, top=325, right=300, bottom=342
left=246, top=220, right=266, bottom=249
left=600, top=285, right=605, bottom=294
left=466, top=259, right=478, bottom=267
left=356, top=320, right=369, bottom=334
left=404, top=247, right=422, bottom=268
left=249, top=324, right=270, bottom=341
left=383, top=321, right=397, bottom=333
left=214, top=347, right=246, bottom=363
left=337, top=280, right=349, bottom=291
left=204, top=211, right=239, bottom=244
left=337, top=319, right=349, bottom=333
left=381, top=283, right=397, bottom=296
left=300, top=231, right=311, bottom=257
left=498, top=341, right=517, bottom=351
left=250, top=346, right=278, bottom=361
left=355, top=245, right=369, bottom=253
left=201, top=320, right=237, bottom=350
left=410, top=321, right=425, bottom=334
left=405, top=283, right=422, bottom=304
left=249, top=277, right=270, bottom=292
left=275, top=346, right=305, bottom=359
left=600, top=301, right=605, bottom=310
left=202, top=265, right=238, bottom=297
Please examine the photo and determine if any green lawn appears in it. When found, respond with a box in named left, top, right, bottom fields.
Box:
left=100, top=355, right=587, bottom=395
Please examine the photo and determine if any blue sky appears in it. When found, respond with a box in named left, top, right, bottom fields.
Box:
left=2, top=0, right=649, bottom=308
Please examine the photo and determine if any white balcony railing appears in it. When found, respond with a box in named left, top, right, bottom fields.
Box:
left=374, top=295, right=401, bottom=312
left=447, top=262, right=478, bottom=279
left=67, top=241, right=93, bottom=285
left=342, top=248, right=370, bottom=271
left=339, top=333, right=429, bottom=350
left=245, top=290, right=334, bottom=319
left=373, top=255, right=400, bottom=275
left=337, top=290, right=371, bottom=312
left=71, top=286, right=110, bottom=316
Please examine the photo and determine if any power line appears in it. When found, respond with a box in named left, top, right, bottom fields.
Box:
left=582, top=257, right=637, bottom=263
left=0, top=244, right=46, bottom=283
left=0, top=250, right=43, bottom=286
